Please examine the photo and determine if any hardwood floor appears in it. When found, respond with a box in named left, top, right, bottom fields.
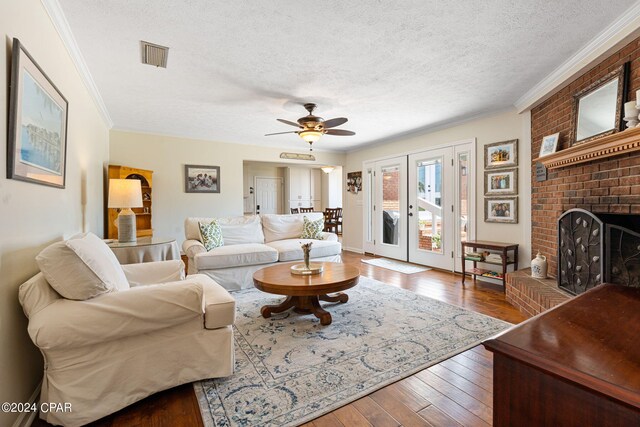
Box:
left=33, top=251, right=525, bottom=427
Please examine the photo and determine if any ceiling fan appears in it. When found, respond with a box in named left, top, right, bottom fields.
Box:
left=265, top=103, right=355, bottom=150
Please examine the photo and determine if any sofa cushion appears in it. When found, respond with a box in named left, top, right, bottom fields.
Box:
left=266, top=239, right=342, bottom=262
left=185, top=215, right=264, bottom=245
left=301, top=216, right=324, bottom=239
left=36, top=233, right=129, bottom=301
left=261, top=212, right=324, bottom=243
left=199, top=220, right=223, bottom=250
left=194, top=243, right=278, bottom=270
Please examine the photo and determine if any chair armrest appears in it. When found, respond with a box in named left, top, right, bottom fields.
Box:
left=121, top=259, right=185, bottom=286
left=27, top=279, right=205, bottom=350
left=183, top=239, right=206, bottom=258
left=321, top=232, right=338, bottom=242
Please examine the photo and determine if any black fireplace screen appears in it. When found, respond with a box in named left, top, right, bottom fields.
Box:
left=558, top=209, right=604, bottom=295
left=607, top=225, right=640, bottom=287
left=558, top=208, right=640, bottom=295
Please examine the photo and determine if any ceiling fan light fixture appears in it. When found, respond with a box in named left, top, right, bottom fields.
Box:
left=321, top=166, right=335, bottom=174
left=299, top=130, right=323, bottom=143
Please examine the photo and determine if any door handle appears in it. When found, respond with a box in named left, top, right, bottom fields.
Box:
left=409, top=204, right=413, bottom=209
left=408, top=212, right=413, bottom=217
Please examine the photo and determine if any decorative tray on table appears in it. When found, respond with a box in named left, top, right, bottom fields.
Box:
left=290, top=263, right=324, bottom=275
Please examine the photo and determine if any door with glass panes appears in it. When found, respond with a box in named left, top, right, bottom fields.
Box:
left=364, top=141, right=474, bottom=271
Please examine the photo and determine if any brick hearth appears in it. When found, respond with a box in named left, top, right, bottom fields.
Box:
left=506, top=269, right=571, bottom=318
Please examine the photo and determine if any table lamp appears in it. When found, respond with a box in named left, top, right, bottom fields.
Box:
left=108, top=179, right=143, bottom=242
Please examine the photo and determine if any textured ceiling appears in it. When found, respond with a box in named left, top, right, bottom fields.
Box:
left=58, top=0, right=635, bottom=152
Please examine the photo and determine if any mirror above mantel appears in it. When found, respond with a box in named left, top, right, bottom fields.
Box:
left=570, top=63, right=628, bottom=146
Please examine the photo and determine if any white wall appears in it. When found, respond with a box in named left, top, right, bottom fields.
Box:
left=322, top=167, right=343, bottom=209
left=342, top=109, right=532, bottom=266
left=0, top=1, right=110, bottom=424
left=109, top=131, right=345, bottom=245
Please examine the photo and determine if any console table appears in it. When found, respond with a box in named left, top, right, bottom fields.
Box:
left=461, top=240, right=518, bottom=290
left=483, top=284, right=640, bottom=426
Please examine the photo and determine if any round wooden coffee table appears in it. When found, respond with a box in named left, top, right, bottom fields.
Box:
left=253, top=262, right=359, bottom=325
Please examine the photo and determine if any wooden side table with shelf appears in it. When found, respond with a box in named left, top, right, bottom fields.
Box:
left=461, top=240, right=519, bottom=291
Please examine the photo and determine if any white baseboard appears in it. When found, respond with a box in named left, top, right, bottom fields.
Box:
left=343, top=246, right=364, bottom=254
left=12, top=381, right=41, bottom=427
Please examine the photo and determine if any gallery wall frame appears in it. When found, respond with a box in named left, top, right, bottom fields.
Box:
left=485, top=196, right=518, bottom=224
left=484, top=168, right=518, bottom=196
left=7, top=38, right=68, bottom=188
left=484, top=139, right=518, bottom=169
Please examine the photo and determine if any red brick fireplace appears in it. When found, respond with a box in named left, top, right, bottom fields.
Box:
left=506, top=37, right=640, bottom=318
left=531, top=37, right=640, bottom=279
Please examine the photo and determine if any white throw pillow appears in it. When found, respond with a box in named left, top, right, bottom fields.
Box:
left=262, top=213, right=323, bottom=243
left=36, top=233, right=129, bottom=301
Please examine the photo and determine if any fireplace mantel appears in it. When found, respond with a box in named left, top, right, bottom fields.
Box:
left=534, top=126, right=640, bottom=169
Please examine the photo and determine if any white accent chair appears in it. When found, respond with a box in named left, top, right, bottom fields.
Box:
left=19, top=233, right=235, bottom=426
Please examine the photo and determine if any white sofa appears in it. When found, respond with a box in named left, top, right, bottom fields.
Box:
left=19, top=234, right=235, bottom=426
left=182, top=213, right=342, bottom=290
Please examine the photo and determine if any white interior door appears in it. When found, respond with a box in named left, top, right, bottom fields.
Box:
left=255, top=177, right=282, bottom=215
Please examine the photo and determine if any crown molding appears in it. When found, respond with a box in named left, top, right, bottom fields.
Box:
left=41, top=0, right=113, bottom=128
left=514, top=1, right=640, bottom=113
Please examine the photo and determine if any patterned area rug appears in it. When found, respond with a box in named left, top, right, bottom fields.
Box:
left=361, top=257, right=432, bottom=274
left=195, top=277, right=509, bottom=427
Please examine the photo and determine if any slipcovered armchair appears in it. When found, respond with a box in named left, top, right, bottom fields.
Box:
left=19, top=233, right=235, bottom=426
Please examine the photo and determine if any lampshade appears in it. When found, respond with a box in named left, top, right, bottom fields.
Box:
left=321, top=166, right=335, bottom=174
left=108, top=179, right=143, bottom=208
left=299, top=130, right=323, bottom=143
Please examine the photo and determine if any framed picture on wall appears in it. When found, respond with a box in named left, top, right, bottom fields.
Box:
left=485, top=197, right=518, bottom=223
left=346, top=171, right=362, bottom=194
left=484, top=139, right=518, bottom=169
left=484, top=168, right=518, bottom=196
left=539, top=133, right=560, bottom=157
left=7, top=38, right=68, bottom=188
left=185, top=164, right=220, bottom=193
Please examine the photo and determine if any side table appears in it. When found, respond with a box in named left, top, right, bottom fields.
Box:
left=107, top=237, right=180, bottom=264
left=461, top=240, right=519, bottom=291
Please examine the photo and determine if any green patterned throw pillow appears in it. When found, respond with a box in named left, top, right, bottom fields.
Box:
left=199, top=220, right=224, bottom=250
left=301, top=216, right=324, bottom=240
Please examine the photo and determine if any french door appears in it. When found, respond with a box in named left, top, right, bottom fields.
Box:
left=364, top=141, right=475, bottom=271
left=363, top=156, right=407, bottom=260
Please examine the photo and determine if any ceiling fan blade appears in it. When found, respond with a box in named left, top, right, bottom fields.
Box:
left=325, top=129, right=355, bottom=136
left=323, top=117, right=348, bottom=128
left=277, top=119, right=302, bottom=128
left=265, top=131, right=300, bottom=136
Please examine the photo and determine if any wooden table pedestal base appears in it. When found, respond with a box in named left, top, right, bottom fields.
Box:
left=260, top=293, right=348, bottom=325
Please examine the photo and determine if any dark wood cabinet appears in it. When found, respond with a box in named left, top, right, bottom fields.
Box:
left=484, top=284, right=640, bottom=426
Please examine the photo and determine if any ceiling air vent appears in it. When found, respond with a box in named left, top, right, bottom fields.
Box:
left=140, top=41, right=169, bottom=68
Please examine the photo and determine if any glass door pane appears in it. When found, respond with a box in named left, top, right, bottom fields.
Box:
left=366, top=168, right=373, bottom=243
left=416, top=157, right=443, bottom=253
left=381, top=165, right=400, bottom=245
left=458, top=152, right=469, bottom=244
